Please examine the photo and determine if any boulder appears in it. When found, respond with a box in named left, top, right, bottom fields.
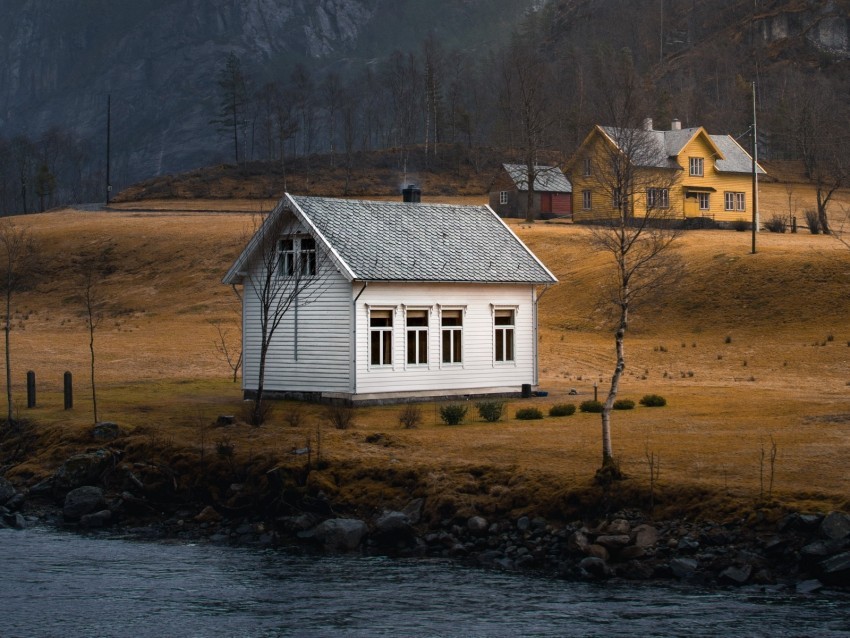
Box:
left=374, top=511, right=413, bottom=542
left=2, top=511, right=26, bottom=529
left=586, top=544, right=610, bottom=561
left=579, top=556, right=611, bottom=579
left=568, top=531, right=590, bottom=554
left=818, top=551, right=850, bottom=585
left=53, top=450, right=114, bottom=495
left=63, top=486, right=107, bottom=521
left=669, top=557, right=699, bottom=579
left=0, top=477, right=17, bottom=505
left=820, top=512, right=850, bottom=541
left=796, top=579, right=824, bottom=594
left=605, top=518, right=631, bottom=535
left=719, top=564, right=752, bottom=585
left=195, top=506, right=222, bottom=524
left=401, top=498, right=424, bottom=525
left=92, top=422, right=123, bottom=441
left=617, top=545, right=646, bottom=561
left=595, top=534, right=631, bottom=550
left=467, top=516, right=488, bottom=535
left=79, top=509, right=113, bottom=528
left=516, top=516, right=530, bottom=532
left=632, top=524, right=659, bottom=548
left=310, top=518, right=368, bottom=551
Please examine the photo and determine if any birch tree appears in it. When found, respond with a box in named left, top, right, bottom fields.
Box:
left=242, top=211, right=333, bottom=425
left=0, top=220, right=37, bottom=424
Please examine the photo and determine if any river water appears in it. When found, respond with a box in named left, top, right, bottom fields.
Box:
left=1, top=528, right=848, bottom=637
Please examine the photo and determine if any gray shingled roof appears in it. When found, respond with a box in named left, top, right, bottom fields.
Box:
left=223, top=195, right=558, bottom=285
left=503, top=164, right=572, bottom=192
left=599, top=126, right=765, bottom=174
left=290, top=195, right=556, bottom=284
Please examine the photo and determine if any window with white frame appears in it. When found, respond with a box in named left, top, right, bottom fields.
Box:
left=494, top=309, right=515, bottom=362
left=582, top=190, right=592, bottom=210
left=724, top=191, right=746, bottom=211
left=369, top=309, right=393, bottom=366
left=406, top=309, right=428, bottom=365
left=583, top=157, right=592, bottom=177
left=499, top=191, right=509, bottom=205
left=278, top=236, right=316, bottom=277
left=689, top=157, right=704, bottom=177
left=697, top=192, right=710, bottom=211
left=441, top=309, right=463, bottom=364
left=647, top=188, right=669, bottom=209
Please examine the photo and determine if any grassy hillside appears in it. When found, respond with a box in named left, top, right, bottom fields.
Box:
left=4, top=200, right=850, bottom=517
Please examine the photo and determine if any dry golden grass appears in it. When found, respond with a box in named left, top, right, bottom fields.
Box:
left=5, top=197, right=850, bottom=519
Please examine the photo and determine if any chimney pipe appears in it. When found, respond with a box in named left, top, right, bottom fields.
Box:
left=402, top=184, right=421, bottom=203
left=643, top=118, right=653, bottom=131
left=671, top=118, right=681, bottom=131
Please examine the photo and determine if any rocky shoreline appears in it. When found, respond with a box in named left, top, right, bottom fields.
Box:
left=2, top=444, right=849, bottom=595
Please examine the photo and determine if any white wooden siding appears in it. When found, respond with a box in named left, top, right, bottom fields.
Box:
left=242, top=254, right=353, bottom=394
left=355, top=283, right=538, bottom=395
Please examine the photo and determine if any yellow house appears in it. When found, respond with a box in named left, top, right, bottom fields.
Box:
left=567, top=119, right=766, bottom=224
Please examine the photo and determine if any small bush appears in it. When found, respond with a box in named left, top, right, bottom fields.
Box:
left=325, top=404, right=356, bottom=430
left=765, top=215, right=787, bottom=233
left=476, top=401, right=505, bottom=422
left=579, top=400, right=604, bottom=413
left=439, top=404, right=468, bottom=425
left=283, top=405, right=303, bottom=428
left=639, top=394, right=667, bottom=407
left=804, top=209, right=820, bottom=234
left=215, top=438, right=235, bottom=458
left=732, top=218, right=750, bottom=232
left=613, top=399, right=635, bottom=410
left=549, top=403, right=576, bottom=417
left=398, top=403, right=422, bottom=429
left=242, top=398, right=273, bottom=426
left=515, top=407, right=544, bottom=420
left=725, top=335, right=732, bottom=344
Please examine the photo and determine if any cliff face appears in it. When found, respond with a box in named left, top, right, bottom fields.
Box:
left=0, top=0, right=526, bottom=186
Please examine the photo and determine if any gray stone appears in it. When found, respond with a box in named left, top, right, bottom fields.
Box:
left=53, top=450, right=114, bottom=495
left=677, top=536, right=700, bottom=552
left=467, top=516, right=488, bottom=535
left=375, top=511, right=413, bottom=540
left=617, top=545, right=646, bottom=561
left=820, top=512, right=850, bottom=540
left=3, top=512, right=26, bottom=529
left=63, top=486, right=106, bottom=521
left=633, top=524, right=659, bottom=548
left=568, top=531, right=589, bottom=553
left=669, top=557, right=699, bottom=579
left=311, top=518, right=368, bottom=551
left=579, top=556, right=610, bottom=579
left=0, top=477, right=17, bottom=505
left=401, top=498, right=424, bottom=525
left=79, top=509, right=112, bottom=528
left=92, top=422, right=123, bottom=441
left=586, top=544, right=610, bottom=561
left=595, top=534, right=631, bottom=549
left=719, top=564, right=752, bottom=585
left=796, top=579, right=824, bottom=594
left=516, top=516, right=530, bottom=532
left=4, top=492, right=24, bottom=511
left=605, top=518, right=631, bottom=535
left=818, top=551, right=850, bottom=585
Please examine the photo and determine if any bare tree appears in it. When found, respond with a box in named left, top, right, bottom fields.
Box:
left=210, top=314, right=242, bottom=383
left=0, top=220, right=37, bottom=424
left=211, top=51, right=250, bottom=164
left=74, top=244, right=114, bottom=424
left=585, top=49, right=683, bottom=476
left=241, top=209, right=333, bottom=425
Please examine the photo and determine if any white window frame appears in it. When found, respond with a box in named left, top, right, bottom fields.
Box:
left=647, top=188, right=669, bottom=210
left=405, top=307, right=430, bottom=367
left=493, top=307, right=516, bottom=364
left=582, top=190, right=592, bottom=210
left=278, top=238, right=296, bottom=277
left=697, top=192, right=710, bottom=211
left=278, top=236, right=316, bottom=278
left=724, top=191, right=746, bottom=212
left=499, top=191, right=509, bottom=205
left=299, top=237, right=316, bottom=276
left=368, top=307, right=394, bottom=368
left=440, top=307, right=464, bottom=366
left=689, top=157, right=704, bottom=177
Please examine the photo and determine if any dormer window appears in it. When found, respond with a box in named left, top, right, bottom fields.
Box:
left=689, top=157, right=704, bottom=177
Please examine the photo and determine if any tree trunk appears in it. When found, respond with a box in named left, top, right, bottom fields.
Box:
left=252, top=323, right=269, bottom=425
left=4, top=284, right=12, bottom=423
left=601, top=299, right=628, bottom=471
left=89, top=318, right=98, bottom=424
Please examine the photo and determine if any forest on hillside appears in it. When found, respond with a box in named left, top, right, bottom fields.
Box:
left=1, top=0, right=848, bottom=215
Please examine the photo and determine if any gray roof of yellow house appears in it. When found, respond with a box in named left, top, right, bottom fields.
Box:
left=223, top=194, right=557, bottom=285
left=599, top=126, right=766, bottom=174
left=503, top=164, right=572, bottom=192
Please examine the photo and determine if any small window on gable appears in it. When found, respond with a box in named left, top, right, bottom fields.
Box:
left=499, top=191, right=509, bottom=205
left=300, top=237, right=316, bottom=276
left=279, top=239, right=295, bottom=276
left=583, top=157, right=592, bottom=177
left=279, top=236, right=316, bottom=278
left=689, top=157, right=704, bottom=177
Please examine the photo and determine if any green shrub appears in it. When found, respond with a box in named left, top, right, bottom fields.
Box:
left=549, top=403, right=576, bottom=417
left=639, top=394, right=667, bottom=407
left=476, top=401, right=505, bottom=422
left=579, top=400, right=604, bottom=413
left=515, top=407, right=544, bottom=420
left=613, top=399, right=635, bottom=410
left=439, top=403, right=468, bottom=425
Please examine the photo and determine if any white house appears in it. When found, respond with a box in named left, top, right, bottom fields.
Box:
left=223, top=193, right=557, bottom=404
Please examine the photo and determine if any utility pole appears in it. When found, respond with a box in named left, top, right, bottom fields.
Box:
left=751, top=81, right=759, bottom=254
left=106, top=94, right=112, bottom=206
